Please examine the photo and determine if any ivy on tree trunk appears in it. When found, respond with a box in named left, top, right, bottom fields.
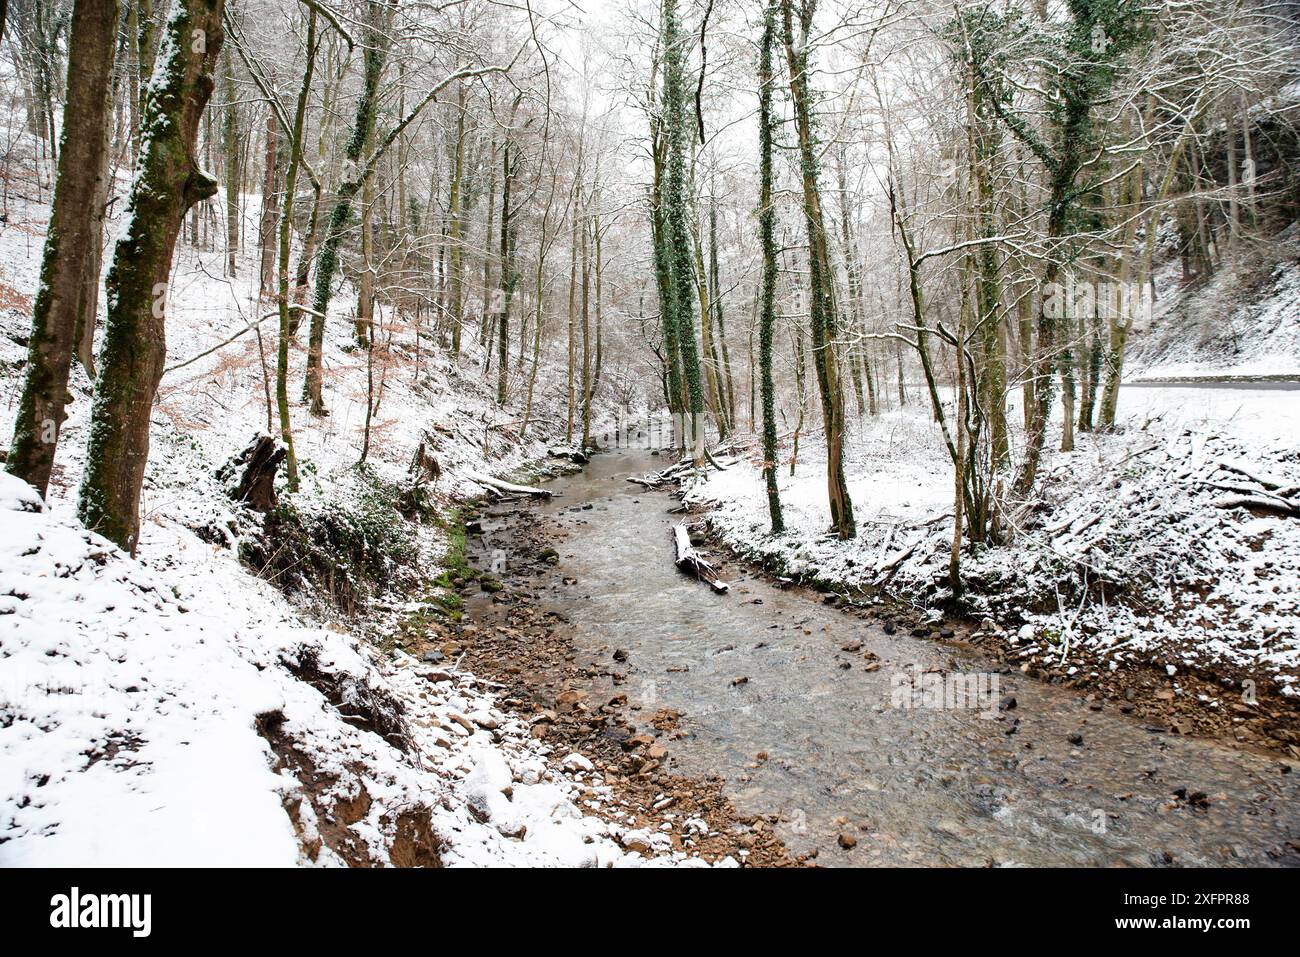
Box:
left=757, top=2, right=784, bottom=534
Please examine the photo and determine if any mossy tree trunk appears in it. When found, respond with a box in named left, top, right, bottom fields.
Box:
left=649, top=109, right=684, bottom=426
left=77, top=0, right=225, bottom=552
left=757, top=2, right=784, bottom=534
left=304, top=0, right=389, bottom=415
left=662, top=0, right=706, bottom=462
left=7, top=0, right=119, bottom=499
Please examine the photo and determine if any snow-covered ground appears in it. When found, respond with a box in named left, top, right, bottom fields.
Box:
left=1128, top=252, right=1300, bottom=381
left=0, top=471, right=655, bottom=866
left=689, top=380, right=1300, bottom=700
left=0, top=180, right=712, bottom=866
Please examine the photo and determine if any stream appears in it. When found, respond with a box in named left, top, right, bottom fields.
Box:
left=469, top=444, right=1300, bottom=867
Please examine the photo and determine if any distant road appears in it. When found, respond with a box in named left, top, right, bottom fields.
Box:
left=1126, top=376, right=1300, bottom=392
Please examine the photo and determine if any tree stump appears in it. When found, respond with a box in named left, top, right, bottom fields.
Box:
left=409, top=435, right=442, bottom=486
left=226, top=434, right=287, bottom=512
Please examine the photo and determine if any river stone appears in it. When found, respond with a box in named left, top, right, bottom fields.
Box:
left=556, top=689, right=587, bottom=711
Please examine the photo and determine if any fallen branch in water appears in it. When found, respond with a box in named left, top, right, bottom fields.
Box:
left=465, top=472, right=553, bottom=499
left=672, top=524, right=729, bottom=593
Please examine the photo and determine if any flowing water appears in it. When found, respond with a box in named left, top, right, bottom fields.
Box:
left=470, top=444, right=1300, bottom=867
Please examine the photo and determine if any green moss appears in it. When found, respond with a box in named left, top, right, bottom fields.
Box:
left=421, top=507, right=477, bottom=622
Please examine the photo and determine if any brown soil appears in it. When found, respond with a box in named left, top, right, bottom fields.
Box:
left=255, top=708, right=443, bottom=868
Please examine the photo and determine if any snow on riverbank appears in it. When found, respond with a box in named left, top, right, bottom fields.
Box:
left=688, top=385, right=1300, bottom=701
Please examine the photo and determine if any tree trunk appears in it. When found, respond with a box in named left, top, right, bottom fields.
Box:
left=77, top=0, right=224, bottom=552
left=75, top=136, right=111, bottom=379
left=591, top=214, right=605, bottom=393
left=228, top=434, right=287, bottom=512
left=274, top=8, right=317, bottom=492
left=448, top=79, right=466, bottom=355
left=565, top=169, right=581, bottom=441
left=708, top=197, right=736, bottom=433
left=834, top=149, right=869, bottom=421
left=580, top=213, right=592, bottom=444
left=304, top=0, right=389, bottom=415
left=695, top=217, right=726, bottom=435
left=257, top=106, right=280, bottom=298
left=1099, top=156, right=1148, bottom=430
left=968, top=73, right=1008, bottom=468
left=757, top=2, right=784, bottom=533
left=222, top=46, right=239, bottom=277
left=648, top=112, right=684, bottom=430
left=496, top=135, right=516, bottom=405
left=354, top=171, right=375, bottom=346
left=6, top=0, right=119, bottom=498
left=662, top=0, right=706, bottom=461
left=781, top=0, right=854, bottom=538
left=480, top=139, right=497, bottom=351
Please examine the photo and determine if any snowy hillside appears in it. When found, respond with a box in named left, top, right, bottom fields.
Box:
left=0, top=187, right=716, bottom=867
left=1129, top=250, right=1300, bottom=381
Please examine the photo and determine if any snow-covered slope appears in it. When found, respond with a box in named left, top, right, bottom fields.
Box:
left=1129, top=247, right=1300, bottom=381
left=0, top=471, right=672, bottom=866
left=0, top=169, right=695, bottom=865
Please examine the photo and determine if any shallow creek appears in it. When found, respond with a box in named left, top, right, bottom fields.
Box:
left=468, top=446, right=1300, bottom=866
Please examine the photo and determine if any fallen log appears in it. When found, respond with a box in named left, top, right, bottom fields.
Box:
left=464, top=471, right=554, bottom=499
left=1213, top=494, right=1299, bottom=517
left=874, top=537, right=921, bottom=580
left=549, top=445, right=590, bottom=464
left=703, top=447, right=729, bottom=471
left=659, top=460, right=694, bottom=479
left=874, top=524, right=897, bottom=568
left=1217, top=460, right=1293, bottom=494
left=672, top=524, right=729, bottom=593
